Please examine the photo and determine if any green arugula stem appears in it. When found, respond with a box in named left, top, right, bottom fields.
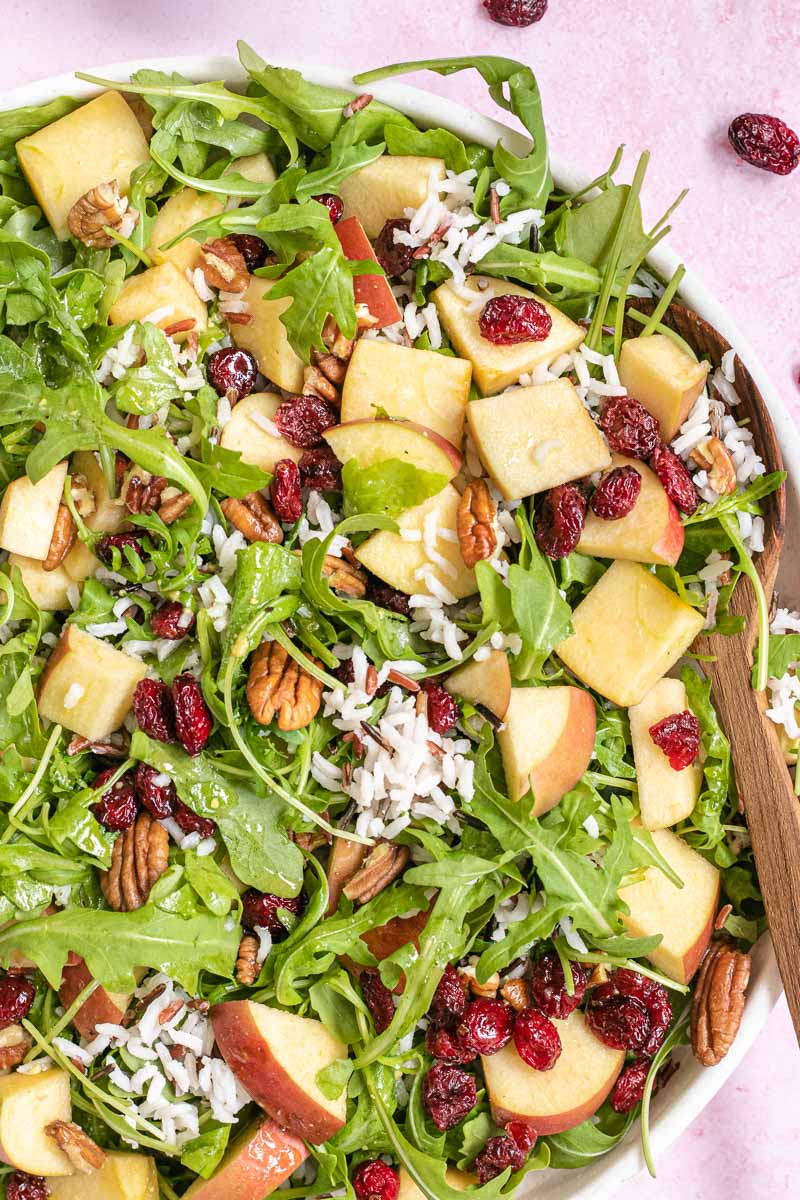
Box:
left=638, top=263, right=686, bottom=337
left=586, top=151, right=650, bottom=350
left=1, top=723, right=62, bottom=843
left=102, top=225, right=152, bottom=267
left=641, top=1005, right=691, bottom=1176
left=24, top=977, right=100, bottom=1062
left=719, top=512, right=770, bottom=692
left=0, top=570, right=15, bottom=627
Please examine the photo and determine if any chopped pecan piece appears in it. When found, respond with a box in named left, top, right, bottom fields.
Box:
left=67, top=180, right=138, bottom=248
left=45, top=1120, right=106, bottom=1173
left=200, top=237, right=249, bottom=293
left=690, top=939, right=752, bottom=1066
left=321, top=316, right=355, bottom=362
left=235, top=933, right=260, bottom=985
left=99, top=812, right=170, bottom=912
left=457, top=479, right=498, bottom=568
left=500, top=978, right=530, bottom=1012
left=321, top=554, right=367, bottom=597
left=343, top=842, right=409, bottom=903
left=460, top=966, right=500, bottom=999
left=0, top=1023, right=32, bottom=1069
left=158, top=490, right=194, bottom=525
left=246, top=642, right=323, bottom=731
left=326, top=836, right=368, bottom=916
left=690, top=437, right=737, bottom=496
left=302, top=364, right=340, bottom=405
left=221, top=493, right=283, bottom=544
left=124, top=469, right=168, bottom=516
left=43, top=504, right=77, bottom=571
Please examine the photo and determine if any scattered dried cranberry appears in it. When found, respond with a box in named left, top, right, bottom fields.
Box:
left=483, top=0, right=547, bottom=27
left=590, top=465, right=642, bottom=520
left=352, top=1160, right=399, bottom=1200
left=270, top=458, right=303, bottom=523
left=275, top=394, right=337, bottom=449
left=241, top=889, right=305, bottom=940
left=458, top=997, right=514, bottom=1056
left=728, top=113, right=800, bottom=176
left=373, top=219, right=414, bottom=278
left=528, top=953, right=589, bottom=1020
left=333, top=658, right=355, bottom=686
left=133, top=679, right=176, bottom=744
left=473, top=1134, right=526, bottom=1184
left=610, top=1059, right=650, bottom=1114
left=173, top=800, right=217, bottom=840
left=312, top=193, right=345, bottom=224
left=299, top=447, right=342, bottom=491
left=134, top=762, right=177, bottom=820
left=96, top=532, right=145, bottom=566
left=229, top=233, right=269, bottom=271
left=599, top=397, right=660, bottom=459
left=430, top=963, right=468, bottom=1024
left=367, top=581, right=411, bottom=617
left=650, top=444, right=699, bottom=514
left=426, top=1023, right=477, bottom=1064
left=151, top=601, right=194, bottom=640
left=6, top=1173, right=49, bottom=1200
left=649, top=709, right=701, bottom=770
left=206, top=346, right=258, bottom=401
left=586, top=968, right=672, bottom=1057
left=0, top=976, right=36, bottom=1029
left=360, top=968, right=395, bottom=1033
left=91, top=768, right=138, bottom=831
left=423, top=682, right=459, bottom=735
left=422, top=1061, right=477, bottom=1131
left=534, top=483, right=587, bottom=559
left=172, top=674, right=212, bottom=756
left=513, top=1007, right=562, bottom=1070
left=479, top=294, right=553, bottom=345
left=505, top=1121, right=537, bottom=1154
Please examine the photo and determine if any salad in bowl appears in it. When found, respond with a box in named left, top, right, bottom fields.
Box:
left=0, top=43, right=787, bottom=1200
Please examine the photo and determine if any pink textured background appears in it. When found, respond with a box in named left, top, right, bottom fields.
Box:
left=3, top=1, right=799, bottom=1194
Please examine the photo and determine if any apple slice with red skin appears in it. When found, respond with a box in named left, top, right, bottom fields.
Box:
left=577, top=454, right=685, bottom=566
left=324, top=420, right=461, bottom=483
left=341, top=905, right=433, bottom=993
left=59, top=953, right=134, bottom=1039
left=498, top=686, right=596, bottom=815
left=334, top=216, right=401, bottom=328
left=182, top=1118, right=308, bottom=1199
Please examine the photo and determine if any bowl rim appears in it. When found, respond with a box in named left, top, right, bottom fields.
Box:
left=0, top=54, right=788, bottom=1199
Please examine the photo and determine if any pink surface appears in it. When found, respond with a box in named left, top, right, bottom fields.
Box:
left=3, top=0, right=800, bottom=1193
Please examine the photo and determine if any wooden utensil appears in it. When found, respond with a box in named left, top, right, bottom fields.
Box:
left=627, top=301, right=800, bottom=1040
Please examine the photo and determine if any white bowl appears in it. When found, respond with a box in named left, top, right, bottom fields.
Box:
left=0, top=55, right=789, bottom=1199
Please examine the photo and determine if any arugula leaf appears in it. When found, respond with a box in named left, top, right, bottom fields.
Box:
left=507, top=508, right=572, bottom=678
left=0, top=96, right=81, bottom=150
left=558, top=184, right=647, bottom=273
left=681, top=667, right=733, bottom=853
left=265, top=244, right=366, bottom=361
left=477, top=243, right=600, bottom=297
left=754, top=632, right=800, bottom=684
left=191, top=440, right=271, bottom=499
left=342, top=458, right=448, bottom=519
left=180, top=1124, right=231, bottom=1179
left=109, top=322, right=191, bottom=416
left=221, top=541, right=302, bottom=666
left=384, top=125, right=486, bottom=174
left=545, top=1108, right=636, bottom=1169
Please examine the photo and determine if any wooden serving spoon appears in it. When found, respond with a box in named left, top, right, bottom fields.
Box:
left=626, top=301, right=800, bottom=1041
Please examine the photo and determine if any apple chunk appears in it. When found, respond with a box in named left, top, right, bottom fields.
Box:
left=0, top=462, right=68, bottom=560
left=445, top=650, right=511, bottom=719
left=499, top=686, right=596, bottom=815
left=628, top=677, right=703, bottom=830
left=71, top=451, right=127, bottom=534
left=7, top=555, right=71, bottom=612
left=324, top=420, right=461, bottom=485
left=37, top=625, right=148, bottom=741
left=556, top=561, right=705, bottom=708
left=341, top=339, right=472, bottom=446
left=577, top=454, right=685, bottom=566
left=229, top=276, right=305, bottom=392
left=398, top=1167, right=474, bottom=1200
left=0, top=1067, right=74, bottom=1176
left=182, top=1118, right=307, bottom=1199
left=109, top=261, right=207, bottom=341
left=48, top=1151, right=158, bottom=1199
left=219, top=392, right=302, bottom=474
left=334, top=216, right=402, bottom=328
left=619, top=826, right=720, bottom=983
left=618, top=335, right=709, bottom=442
left=59, top=953, right=133, bottom=1039
left=338, top=154, right=446, bottom=238
left=483, top=1008, right=624, bottom=1135
left=147, top=187, right=224, bottom=273
left=211, top=1001, right=347, bottom=1143
left=467, top=380, right=611, bottom=501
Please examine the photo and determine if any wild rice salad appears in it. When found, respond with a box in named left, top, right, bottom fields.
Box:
left=0, top=46, right=786, bottom=1200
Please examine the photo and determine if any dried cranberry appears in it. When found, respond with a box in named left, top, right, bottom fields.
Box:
left=133, top=679, right=176, bottom=744
left=351, top=1160, right=399, bottom=1200
left=275, top=394, right=337, bottom=449
left=513, top=1007, right=562, bottom=1071
left=483, top=0, right=547, bottom=27
left=173, top=800, right=217, bottom=840
left=241, top=889, right=305, bottom=940
left=505, top=1121, right=537, bottom=1154
left=586, top=968, right=672, bottom=1057
left=367, top=581, right=410, bottom=617
left=422, top=1061, right=477, bottom=1131
left=229, top=233, right=269, bottom=271
left=610, top=1059, right=650, bottom=1114
left=91, top=768, right=138, bottom=831
left=299, top=447, right=342, bottom=491
left=270, top=459, right=303, bottom=523
left=430, top=963, right=468, bottom=1024
left=206, top=346, right=258, bottom=401
left=172, top=674, right=212, bottom=756
left=534, top=483, right=587, bottom=559
left=6, top=1173, right=49, bottom=1200
left=728, top=113, right=800, bottom=176
left=360, top=968, right=395, bottom=1033
left=650, top=444, right=699, bottom=514
left=479, top=295, right=553, bottom=345
left=649, top=709, right=701, bottom=770
left=333, top=658, right=355, bottom=686
left=458, top=997, right=514, bottom=1056
left=599, top=397, right=660, bottom=459
left=373, top=219, right=413, bottom=277
left=426, top=1023, right=477, bottom=1064
left=151, top=601, right=194, bottom=640
left=312, top=193, right=345, bottom=224
left=528, top=953, right=589, bottom=1020
left=96, top=532, right=145, bottom=566
left=134, top=762, right=177, bottom=819
left=423, top=682, right=459, bottom=735
left=590, top=465, right=642, bottom=520
left=0, top=976, right=36, bottom=1029
left=473, top=1134, right=526, bottom=1184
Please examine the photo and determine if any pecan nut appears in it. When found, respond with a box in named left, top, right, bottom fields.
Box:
left=459, top=965, right=500, bottom=999
left=322, top=554, right=367, bottom=597
left=690, top=437, right=737, bottom=496
left=690, top=939, right=752, bottom=1066
left=221, top=493, right=283, bottom=544
left=302, top=364, right=340, bottom=404
left=500, top=978, right=530, bottom=1012
left=246, top=641, right=323, bottom=731
left=321, top=315, right=355, bottom=362
left=158, top=490, right=194, bottom=525
left=200, top=237, right=249, bottom=293
left=235, top=933, right=260, bottom=985
left=99, top=812, right=169, bottom=912
left=457, top=479, right=498, bottom=568
left=43, top=504, right=77, bottom=571
left=0, top=1024, right=32, bottom=1070
left=67, top=180, right=138, bottom=248
left=343, top=842, right=409, bottom=903
left=124, top=469, right=168, bottom=516
left=45, top=1120, right=106, bottom=1173
left=326, top=836, right=368, bottom=915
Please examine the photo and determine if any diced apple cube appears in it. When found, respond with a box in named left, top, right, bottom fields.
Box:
left=355, top=483, right=476, bottom=600
left=109, top=261, right=207, bottom=340
left=577, top=454, right=685, bottom=566
left=467, top=380, right=611, bottom=501
left=629, top=677, right=703, bottom=830
left=334, top=217, right=402, bottom=328
left=182, top=1118, right=307, bottom=1199
left=16, top=91, right=150, bottom=240
left=445, top=650, right=511, bottom=719
left=147, top=187, right=224, bottom=273
left=227, top=153, right=276, bottom=185
left=48, top=1150, right=158, bottom=1199
left=499, top=686, right=596, bottom=815
left=0, top=1067, right=74, bottom=1176
left=556, top=561, right=705, bottom=708
left=71, top=450, right=127, bottom=534
left=229, top=276, right=305, bottom=392
left=340, top=340, right=472, bottom=446
left=618, top=335, right=709, bottom=442
left=63, top=540, right=101, bottom=584
left=7, top=555, right=71, bottom=611
left=0, top=462, right=67, bottom=560
left=324, top=419, right=460, bottom=483
left=219, top=392, right=302, bottom=473
left=37, top=625, right=148, bottom=740
left=398, top=1167, right=474, bottom=1200
left=432, top=277, right=585, bottom=395
left=338, top=154, right=446, bottom=238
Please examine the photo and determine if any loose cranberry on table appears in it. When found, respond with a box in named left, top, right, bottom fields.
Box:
left=513, top=1007, right=562, bottom=1070
left=229, top=233, right=269, bottom=271
left=728, top=112, right=799, bottom=176
left=430, top=963, right=468, bottom=1024
left=423, top=682, right=459, bottom=735
left=528, top=952, right=589, bottom=1020
left=173, top=799, right=217, bottom=840
left=609, top=1058, right=651, bottom=1114
left=0, top=976, right=36, bottom=1029
left=585, top=968, right=672, bottom=1057
left=91, top=768, right=138, bottom=831
left=649, top=444, right=700, bottom=514
left=649, top=709, right=701, bottom=770
left=271, top=458, right=303, bottom=523
left=590, top=465, right=642, bottom=520
left=172, top=673, right=213, bottom=756
left=422, top=1060, right=478, bottom=1130
left=6, top=1173, right=49, bottom=1200
left=426, top=1022, right=478, bottom=1064
left=241, top=888, right=306, bottom=940
left=598, top=396, right=660, bottom=459
left=275, top=394, right=338, bottom=449
left=96, top=531, right=145, bottom=566
left=134, top=762, right=177, bottom=820
left=312, top=193, right=345, bottom=224
left=479, top=294, right=553, bottom=346
left=151, top=600, right=194, bottom=641
left=360, top=968, right=395, bottom=1034
left=458, top=996, right=514, bottom=1055
left=133, top=678, right=176, bottom=744
left=534, top=482, right=587, bottom=559
left=299, top=446, right=342, bottom=491
left=206, top=346, right=258, bottom=401
left=483, top=0, right=548, bottom=27
left=351, top=1160, right=400, bottom=1200
left=373, top=218, right=414, bottom=278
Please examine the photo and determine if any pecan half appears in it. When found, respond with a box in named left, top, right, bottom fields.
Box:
left=500, top=978, right=530, bottom=1012
left=158, top=490, right=194, bottom=525
left=99, top=812, right=170, bottom=912
left=200, top=237, right=249, bottom=293
left=43, top=504, right=77, bottom=571
left=0, top=1024, right=31, bottom=1069
left=690, top=437, right=737, bottom=496
left=326, top=836, right=368, bottom=916
left=321, top=554, right=367, bottom=597
left=67, top=180, right=138, bottom=248
left=343, top=842, right=409, bottom=903
left=235, top=933, right=260, bottom=985
left=246, top=641, right=323, bottom=731
left=45, top=1120, right=106, bottom=1173
left=221, top=493, right=283, bottom=544
left=460, top=966, right=500, bottom=999
left=302, top=364, right=340, bottom=405
left=322, top=316, right=355, bottom=362
left=457, top=479, right=497, bottom=568
left=124, top=469, right=168, bottom=516
left=690, top=939, right=752, bottom=1066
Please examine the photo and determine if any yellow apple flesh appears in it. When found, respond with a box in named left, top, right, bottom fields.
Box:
left=499, top=686, right=596, bottom=814
left=0, top=462, right=68, bottom=561
left=445, top=649, right=512, bottom=719
left=227, top=152, right=276, bottom=185
left=324, top=419, right=461, bottom=484
left=618, top=335, right=709, bottom=442
left=7, top=555, right=71, bottom=611
left=338, top=154, right=446, bottom=237
left=37, top=624, right=148, bottom=741
left=219, top=392, right=302, bottom=474
left=109, top=261, right=207, bottom=340
left=628, top=677, right=703, bottom=830
left=182, top=1118, right=307, bottom=1199
left=577, top=454, right=685, bottom=566
left=47, top=1151, right=158, bottom=1199
left=397, top=1167, right=474, bottom=1200
left=229, top=277, right=305, bottom=392
left=0, top=1068, right=74, bottom=1176
left=71, top=451, right=127, bottom=534
left=147, top=188, right=224, bottom=273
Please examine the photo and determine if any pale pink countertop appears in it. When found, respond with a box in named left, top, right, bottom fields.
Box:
left=3, top=0, right=799, bottom=1193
